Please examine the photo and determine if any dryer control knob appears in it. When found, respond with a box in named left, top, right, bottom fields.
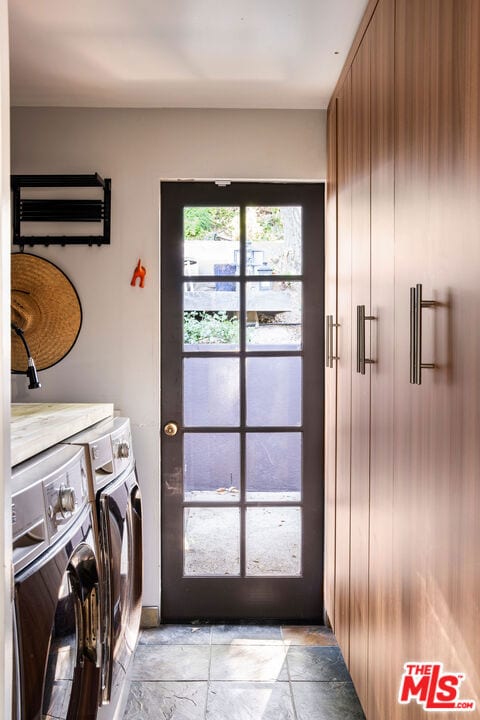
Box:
left=116, top=441, right=130, bottom=458
left=59, top=485, right=77, bottom=514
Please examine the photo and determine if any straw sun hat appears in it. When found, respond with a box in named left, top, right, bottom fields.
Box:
left=11, top=253, right=82, bottom=372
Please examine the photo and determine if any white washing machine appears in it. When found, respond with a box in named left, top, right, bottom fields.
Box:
left=64, top=417, right=143, bottom=720
left=12, top=444, right=102, bottom=720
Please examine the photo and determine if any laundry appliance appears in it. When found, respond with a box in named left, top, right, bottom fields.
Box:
left=12, top=444, right=101, bottom=720
left=64, top=416, right=142, bottom=720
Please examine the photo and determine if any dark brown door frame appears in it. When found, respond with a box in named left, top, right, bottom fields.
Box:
left=161, top=181, right=325, bottom=621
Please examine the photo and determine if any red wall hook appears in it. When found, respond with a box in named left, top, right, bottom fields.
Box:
left=131, top=259, right=147, bottom=288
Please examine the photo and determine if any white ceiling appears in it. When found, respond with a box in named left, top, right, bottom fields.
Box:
left=9, top=0, right=368, bottom=109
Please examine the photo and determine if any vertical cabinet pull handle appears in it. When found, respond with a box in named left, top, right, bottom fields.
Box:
left=409, top=287, right=416, bottom=384
left=356, top=305, right=375, bottom=375
left=325, top=315, right=339, bottom=369
left=356, top=306, right=364, bottom=374
left=328, top=315, right=334, bottom=368
left=326, top=315, right=331, bottom=368
left=409, top=283, right=436, bottom=385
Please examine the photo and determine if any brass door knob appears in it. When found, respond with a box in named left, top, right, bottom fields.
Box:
left=163, top=422, right=178, bottom=437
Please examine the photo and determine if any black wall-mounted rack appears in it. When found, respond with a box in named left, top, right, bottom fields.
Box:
left=11, top=173, right=111, bottom=247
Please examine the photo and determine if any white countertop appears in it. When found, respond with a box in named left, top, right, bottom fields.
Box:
left=11, top=402, right=115, bottom=466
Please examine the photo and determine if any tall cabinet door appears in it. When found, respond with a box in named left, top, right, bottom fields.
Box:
left=368, top=0, right=396, bottom=718
left=349, top=28, right=371, bottom=711
left=334, top=70, right=352, bottom=662
left=394, top=2, right=480, bottom=717
left=324, top=101, right=338, bottom=626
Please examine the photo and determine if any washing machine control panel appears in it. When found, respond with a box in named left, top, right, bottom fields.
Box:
left=44, top=452, right=88, bottom=541
left=111, top=419, right=133, bottom=475
left=58, top=484, right=77, bottom=513
left=116, top=441, right=130, bottom=458
left=89, top=435, right=114, bottom=472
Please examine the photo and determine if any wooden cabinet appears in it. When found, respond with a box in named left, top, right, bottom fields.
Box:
left=333, top=68, right=353, bottom=664
left=324, top=100, right=337, bottom=628
left=393, top=1, right=480, bottom=716
left=325, top=0, right=480, bottom=718
left=349, top=28, right=371, bottom=710
left=368, top=0, right=396, bottom=717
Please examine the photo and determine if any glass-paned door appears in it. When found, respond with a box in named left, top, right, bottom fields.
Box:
left=161, top=182, right=324, bottom=620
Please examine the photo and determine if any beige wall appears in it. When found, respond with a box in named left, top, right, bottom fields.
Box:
left=10, top=106, right=326, bottom=607
left=1, top=0, right=12, bottom=712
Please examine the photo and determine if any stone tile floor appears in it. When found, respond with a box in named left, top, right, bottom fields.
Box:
left=123, top=625, right=366, bottom=720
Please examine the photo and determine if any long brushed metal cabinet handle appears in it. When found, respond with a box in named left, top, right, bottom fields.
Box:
left=415, top=283, right=423, bottom=384
left=326, top=315, right=332, bottom=368
left=411, top=283, right=436, bottom=385
left=357, top=305, right=365, bottom=374
left=410, top=287, right=417, bottom=384
left=329, top=315, right=334, bottom=368
left=356, top=305, right=374, bottom=375
left=325, top=314, right=339, bottom=369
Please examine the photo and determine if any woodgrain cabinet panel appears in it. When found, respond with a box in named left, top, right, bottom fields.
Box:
left=324, top=101, right=338, bottom=626
left=349, top=28, right=371, bottom=712
left=367, top=1, right=396, bottom=718
left=334, top=69, right=353, bottom=664
left=394, top=2, right=480, bottom=717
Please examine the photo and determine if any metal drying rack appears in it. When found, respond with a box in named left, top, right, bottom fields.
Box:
left=11, top=173, right=111, bottom=247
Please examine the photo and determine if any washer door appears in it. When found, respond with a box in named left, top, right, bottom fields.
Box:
left=100, top=470, right=142, bottom=703
left=15, top=508, right=101, bottom=720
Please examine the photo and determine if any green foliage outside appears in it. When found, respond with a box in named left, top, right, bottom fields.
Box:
left=184, top=207, right=239, bottom=241
left=184, top=206, right=284, bottom=242
left=184, top=311, right=239, bottom=344
left=246, top=207, right=283, bottom=243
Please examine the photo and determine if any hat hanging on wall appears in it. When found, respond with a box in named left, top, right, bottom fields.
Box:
left=11, top=253, right=82, bottom=373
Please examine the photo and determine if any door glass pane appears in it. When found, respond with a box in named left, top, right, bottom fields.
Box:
left=184, top=282, right=239, bottom=351
left=246, top=507, right=301, bottom=576
left=184, top=507, right=240, bottom=576
left=246, top=433, right=301, bottom=501
left=246, top=206, right=302, bottom=275
left=184, top=433, right=240, bottom=501
left=246, top=281, right=302, bottom=349
left=184, top=358, right=240, bottom=426
left=184, top=207, right=240, bottom=276
left=246, top=357, right=302, bottom=427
